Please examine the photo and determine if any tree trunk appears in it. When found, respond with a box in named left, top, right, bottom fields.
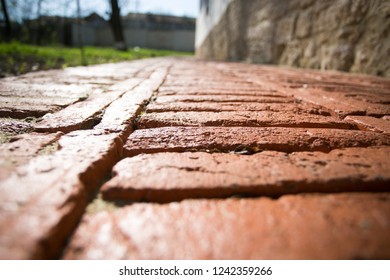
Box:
left=76, top=0, right=86, bottom=65
left=1, top=0, right=12, bottom=41
left=36, top=0, right=43, bottom=45
left=109, top=0, right=127, bottom=51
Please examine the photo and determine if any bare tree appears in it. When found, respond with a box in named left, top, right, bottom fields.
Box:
left=35, top=0, right=44, bottom=44
left=1, top=0, right=12, bottom=40
left=76, top=0, right=86, bottom=65
left=109, top=0, right=127, bottom=51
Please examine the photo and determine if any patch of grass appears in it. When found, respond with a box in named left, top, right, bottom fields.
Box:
left=86, top=195, right=133, bottom=214
left=0, top=132, right=13, bottom=144
left=0, top=41, right=192, bottom=76
left=38, top=142, right=60, bottom=155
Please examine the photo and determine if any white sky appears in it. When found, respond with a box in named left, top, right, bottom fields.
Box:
left=5, top=0, right=200, bottom=22
left=81, top=0, right=200, bottom=18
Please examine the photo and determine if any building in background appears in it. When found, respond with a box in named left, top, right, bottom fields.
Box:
left=11, top=12, right=195, bottom=52
left=196, top=0, right=389, bottom=77
left=72, top=12, right=195, bottom=52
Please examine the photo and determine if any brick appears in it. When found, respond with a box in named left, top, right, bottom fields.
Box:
left=0, top=96, right=78, bottom=118
left=154, top=95, right=294, bottom=104
left=292, top=88, right=390, bottom=117
left=34, top=91, right=124, bottom=133
left=3, top=60, right=152, bottom=86
left=146, top=102, right=331, bottom=115
left=345, top=116, right=390, bottom=134
left=95, top=66, right=169, bottom=140
left=102, top=147, right=390, bottom=202
left=69, top=61, right=154, bottom=80
left=0, top=130, right=121, bottom=259
left=235, top=66, right=390, bottom=117
left=0, top=81, right=92, bottom=118
left=291, top=88, right=366, bottom=117
left=0, top=59, right=158, bottom=121
left=124, top=127, right=390, bottom=156
left=0, top=106, right=58, bottom=119
left=2, top=57, right=390, bottom=260
left=0, top=81, right=90, bottom=99
left=161, top=76, right=287, bottom=95
left=235, top=63, right=390, bottom=94
left=0, top=132, right=61, bottom=157
left=137, top=111, right=353, bottom=129
left=32, top=79, right=142, bottom=133
left=34, top=63, right=169, bottom=134
left=0, top=132, right=62, bottom=181
left=157, top=87, right=289, bottom=97
left=63, top=193, right=390, bottom=259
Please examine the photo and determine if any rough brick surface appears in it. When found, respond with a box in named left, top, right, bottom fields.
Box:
left=138, top=111, right=354, bottom=129
left=1, top=58, right=389, bottom=260
left=292, top=88, right=390, bottom=117
left=102, top=147, right=390, bottom=202
left=34, top=91, right=125, bottom=133
left=228, top=63, right=390, bottom=117
left=0, top=132, right=62, bottom=180
left=345, top=115, right=390, bottom=134
left=95, top=66, right=169, bottom=140
left=146, top=102, right=331, bottom=115
left=0, top=130, right=121, bottom=259
left=64, top=193, right=390, bottom=259
left=124, top=127, right=390, bottom=156
left=0, top=82, right=89, bottom=118
left=154, top=94, right=294, bottom=104
left=34, top=61, right=170, bottom=134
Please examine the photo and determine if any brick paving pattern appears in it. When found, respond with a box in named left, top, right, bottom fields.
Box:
left=0, top=58, right=389, bottom=259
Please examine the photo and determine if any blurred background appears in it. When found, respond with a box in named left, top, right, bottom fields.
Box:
left=0, top=0, right=199, bottom=76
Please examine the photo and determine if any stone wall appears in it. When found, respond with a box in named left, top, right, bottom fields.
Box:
left=195, top=0, right=231, bottom=48
left=196, top=0, right=390, bottom=77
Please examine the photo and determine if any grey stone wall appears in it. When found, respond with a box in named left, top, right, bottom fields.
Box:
left=196, top=0, right=390, bottom=77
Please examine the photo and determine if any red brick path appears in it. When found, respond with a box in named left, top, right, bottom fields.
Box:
left=0, top=58, right=389, bottom=259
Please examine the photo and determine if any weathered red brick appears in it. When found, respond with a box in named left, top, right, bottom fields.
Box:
left=1, top=57, right=390, bottom=260
left=95, top=66, right=169, bottom=140
left=124, top=127, right=390, bottom=156
left=0, top=96, right=78, bottom=118
left=154, top=94, right=294, bottom=104
left=34, top=62, right=170, bottom=134
left=103, top=147, right=390, bottom=202
left=137, top=111, right=354, bottom=129
left=231, top=65, right=390, bottom=117
left=232, top=62, right=390, bottom=95
left=0, top=106, right=60, bottom=119
left=0, top=132, right=62, bottom=181
left=1, top=58, right=159, bottom=122
left=3, top=60, right=153, bottom=86
left=0, top=80, right=95, bottom=119
left=146, top=102, right=331, bottom=115
left=157, top=87, right=289, bottom=97
left=0, top=130, right=121, bottom=259
left=292, top=88, right=390, bottom=117
left=63, top=193, right=390, bottom=259
left=0, top=81, right=90, bottom=99
left=345, top=115, right=390, bottom=134
left=34, top=91, right=124, bottom=133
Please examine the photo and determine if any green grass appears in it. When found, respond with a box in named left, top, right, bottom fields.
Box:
left=0, top=41, right=192, bottom=76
